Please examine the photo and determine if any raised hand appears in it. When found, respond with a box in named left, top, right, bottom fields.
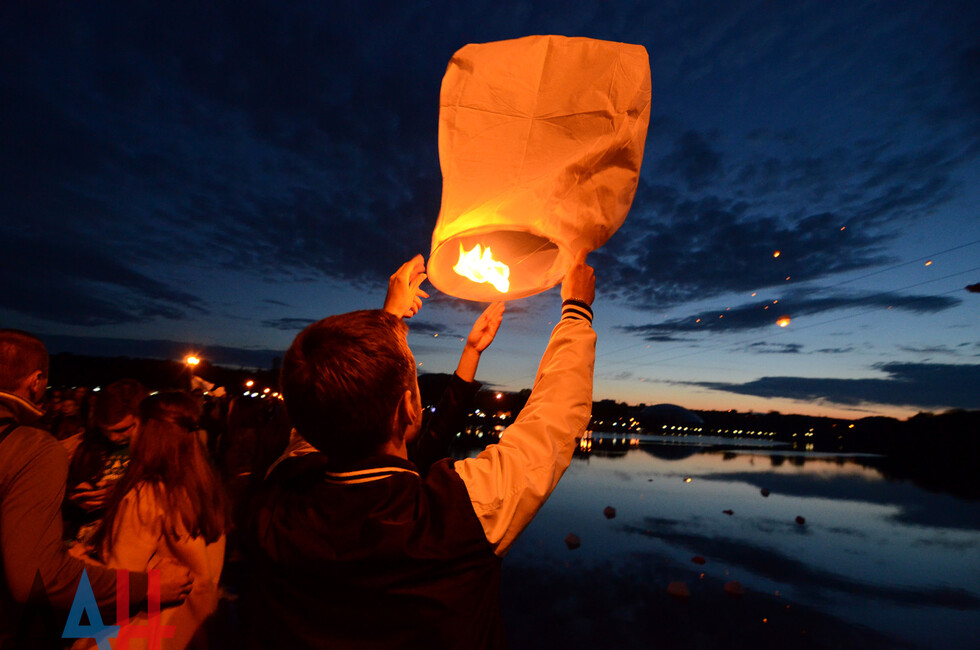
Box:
left=456, top=302, right=505, bottom=382
left=561, top=249, right=595, bottom=306
left=383, top=254, right=430, bottom=319
left=465, top=302, right=505, bottom=354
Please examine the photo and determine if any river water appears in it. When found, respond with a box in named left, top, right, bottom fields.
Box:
left=492, top=435, right=980, bottom=649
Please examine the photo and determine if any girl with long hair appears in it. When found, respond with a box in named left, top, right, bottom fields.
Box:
left=82, top=390, right=228, bottom=649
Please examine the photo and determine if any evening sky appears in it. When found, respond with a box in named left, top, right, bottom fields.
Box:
left=2, top=0, right=978, bottom=418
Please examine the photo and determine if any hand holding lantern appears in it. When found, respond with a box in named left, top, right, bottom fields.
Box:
left=383, top=254, right=430, bottom=319
left=561, top=249, right=595, bottom=307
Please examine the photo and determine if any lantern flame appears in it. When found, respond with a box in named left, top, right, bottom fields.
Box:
left=776, top=316, right=791, bottom=328
left=453, top=244, right=510, bottom=293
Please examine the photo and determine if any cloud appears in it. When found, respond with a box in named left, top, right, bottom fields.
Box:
left=814, top=346, right=855, bottom=355
left=658, top=131, right=722, bottom=190
left=0, top=231, right=207, bottom=326
left=404, top=321, right=461, bottom=338
left=898, top=344, right=973, bottom=358
left=599, top=125, right=965, bottom=308
left=1, top=0, right=976, bottom=338
left=0, top=1, right=446, bottom=326
left=689, top=362, right=980, bottom=410
left=618, top=290, right=960, bottom=338
left=740, top=342, right=803, bottom=354
left=261, top=318, right=317, bottom=332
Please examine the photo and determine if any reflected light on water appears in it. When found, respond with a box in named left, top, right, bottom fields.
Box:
left=499, top=440, right=980, bottom=649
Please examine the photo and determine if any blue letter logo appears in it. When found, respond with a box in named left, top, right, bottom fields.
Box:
left=62, top=569, right=120, bottom=650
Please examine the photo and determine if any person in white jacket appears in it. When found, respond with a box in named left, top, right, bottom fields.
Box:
left=247, top=250, right=596, bottom=650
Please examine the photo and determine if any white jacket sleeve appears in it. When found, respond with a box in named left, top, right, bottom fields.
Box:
left=454, top=300, right=596, bottom=556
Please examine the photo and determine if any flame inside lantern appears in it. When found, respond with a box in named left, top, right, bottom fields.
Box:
left=776, top=316, right=791, bottom=328
left=453, top=243, right=510, bottom=293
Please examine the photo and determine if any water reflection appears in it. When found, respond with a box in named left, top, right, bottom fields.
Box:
left=469, top=436, right=980, bottom=649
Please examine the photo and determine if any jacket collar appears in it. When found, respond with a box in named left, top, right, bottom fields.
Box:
left=271, top=451, right=420, bottom=484
left=0, top=390, right=44, bottom=425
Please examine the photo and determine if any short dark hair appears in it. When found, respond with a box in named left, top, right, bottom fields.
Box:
left=92, top=379, right=148, bottom=428
left=280, top=310, right=415, bottom=460
left=0, top=329, right=49, bottom=392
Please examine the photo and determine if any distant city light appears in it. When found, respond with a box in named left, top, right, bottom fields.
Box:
left=245, top=380, right=254, bottom=388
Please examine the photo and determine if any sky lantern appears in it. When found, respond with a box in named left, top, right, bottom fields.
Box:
left=428, top=35, right=652, bottom=300
left=776, top=316, right=791, bottom=327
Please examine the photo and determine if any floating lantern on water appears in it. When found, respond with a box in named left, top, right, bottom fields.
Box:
left=428, top=35, right=652, bottom=300
left=667, top=582, right=691, bottom=600
left=724, top=581, right=745, bottom=598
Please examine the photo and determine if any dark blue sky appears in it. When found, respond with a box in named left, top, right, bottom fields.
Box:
left=2, top=0, right=978, bottom=417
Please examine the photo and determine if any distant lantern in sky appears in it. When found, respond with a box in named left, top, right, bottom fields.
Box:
left=773, top=250, right=781, bottom=258
left=925, top=260, right=933, bottom=266
left=428, top=35, right=652, bottom=300
left=776, top=316, right=791, bottom=327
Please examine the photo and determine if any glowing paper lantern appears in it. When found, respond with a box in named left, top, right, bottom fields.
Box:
left=429, top=35, right=652, bottom=300
left=776, top=316, right=791, bottom=328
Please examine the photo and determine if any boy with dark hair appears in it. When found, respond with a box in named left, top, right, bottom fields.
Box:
left=64, top=378, right=148, bottom=543
left=248, top=251, right=595, bottom=649
left=280, top=310, right=417, bottom=462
